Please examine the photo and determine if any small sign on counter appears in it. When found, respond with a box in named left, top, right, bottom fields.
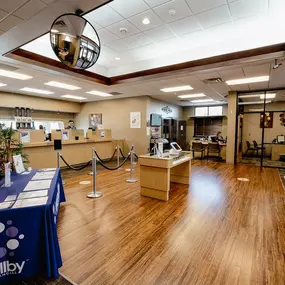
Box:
left=20, top=131, right=30, bottom=143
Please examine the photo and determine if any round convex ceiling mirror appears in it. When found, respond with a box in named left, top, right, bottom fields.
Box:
left=50, top=13, right=101, bottom=70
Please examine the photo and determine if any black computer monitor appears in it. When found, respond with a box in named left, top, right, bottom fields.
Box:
left=150, top=114, right=162, bottom=127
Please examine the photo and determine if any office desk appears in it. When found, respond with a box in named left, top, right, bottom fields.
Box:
left=272, top=144, right=285, bottom=161
left=139, top=152, right=191, bottom=201
left=191, top=141, right=227, bottom=160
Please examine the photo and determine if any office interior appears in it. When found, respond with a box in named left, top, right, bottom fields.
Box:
left=1, top=0, right=285, bottom=284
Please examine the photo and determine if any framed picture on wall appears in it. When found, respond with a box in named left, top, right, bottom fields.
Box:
left=260, top=112, right=273, bottom=128
left=89, top=113, right=102, bottom=128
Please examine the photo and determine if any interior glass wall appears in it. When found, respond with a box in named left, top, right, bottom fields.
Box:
left=237, top=90, right=285, bottom=168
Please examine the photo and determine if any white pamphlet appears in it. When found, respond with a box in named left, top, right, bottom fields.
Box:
left=20, top=131, right=30, bottom=144
left=39, top=168, right=56, bottom=172
left=13, top=155, right=25, bottom=174
left=12, top=197, right=48, bottom=208
left=24, top=180, right=52, bottom=191
left=32, top=171, right=55, bottom=181
left=4, top=162, right=11, bottom=187
left=4, top=195, right=17, bottom=202
left=0, top=201, right=14, bottom=209
left=62, top=130, right=69, bottom=141
left=21, top=171, right=31, bottom=175
left=18, top=190, right=48, bottom=200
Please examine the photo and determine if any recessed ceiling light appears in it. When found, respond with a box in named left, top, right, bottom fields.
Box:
left=51, top=29, right=59, bottom=33
left=178, top=93, right=206, bottom=99
left=142, top=18, right=150, bottom=25
left=191, top=99, right=214, bottom=103
left=86, top=90, right=113, bottom=97
left=161, top=85, right=193, bottom=93
left=226, top=76, right=269, bottom=85
left=115, top=57, right=120, bottom=61
left=0, top=83, right=7, bottom=87
left=20, top=87, right=54, bottom=95
left=45, top=81, right=81, bottom=90
left=61, top=95, right=87, bottom=100
left=0, top=69, right=32, bottom=80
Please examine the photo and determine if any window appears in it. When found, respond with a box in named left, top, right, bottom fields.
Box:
left=195, top=107, right=208, bottom=117
left=209, top=106, right=223, bottom=116
left=0, top=119, right=16, bottom=129
left=195, top=106, right=223, bottom=117
left=34, top=121, right=64, bottom=133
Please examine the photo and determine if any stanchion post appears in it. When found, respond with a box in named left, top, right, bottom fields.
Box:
left=117, top=145, right=122, bottom=170
left=126, top=148, right=137, bottom=183
left=57, top=152, right=66, bottom=185
left=88, top=147, right=98, bottom=176
left=87, top=157, right=103, bottom=198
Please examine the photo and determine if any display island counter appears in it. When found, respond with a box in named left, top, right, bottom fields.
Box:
left=139, top=151, right=192, bottom=201
left=14, top=129, right=125, bottom=169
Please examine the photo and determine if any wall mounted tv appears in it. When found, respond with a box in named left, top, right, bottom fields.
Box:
left=150, top=113, right=162, bottom=127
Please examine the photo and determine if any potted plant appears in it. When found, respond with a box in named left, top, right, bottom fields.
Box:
left=0, top=123, right=28, bottom=179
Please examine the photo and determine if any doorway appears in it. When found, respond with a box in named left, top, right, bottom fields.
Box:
left=236, top=89, right=285, bottom=169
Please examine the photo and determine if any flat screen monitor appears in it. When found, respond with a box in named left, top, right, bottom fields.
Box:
left=150, top=114, right=162, bottom=127
left=277, top=135, right=285, bottom=143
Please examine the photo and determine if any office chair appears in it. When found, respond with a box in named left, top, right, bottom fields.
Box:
left=207, top=143, right=221, bottom=161
left=192, top=142, right=205, bottom=159
left=245, top=141, right=258, bottom=156
left=253, top=140, right=265, bottom=156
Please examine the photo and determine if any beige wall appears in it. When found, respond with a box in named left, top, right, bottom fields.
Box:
left=75, top=96, right=149, bottom=155
left=0, top=92, right=80, bottom=113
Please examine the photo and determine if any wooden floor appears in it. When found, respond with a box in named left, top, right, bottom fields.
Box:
left=58, top=160, right=285, bottom=285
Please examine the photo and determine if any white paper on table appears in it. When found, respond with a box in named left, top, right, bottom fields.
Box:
left=12, top=197, right=48, bottom=208
left=4, top=195, right=17, bottom=202
left=32, top=171, right=55, bottom=181
left=24, top=180, right=52, bottom=191
left=21, top=171, right=31, bottom=175
left=13, top=155, right=25, bottom=174
left=18, top=190, right=48, bottom=200
left=39, top=168, right=56, bottom=172
left=0, top=201, right=14, bottom=209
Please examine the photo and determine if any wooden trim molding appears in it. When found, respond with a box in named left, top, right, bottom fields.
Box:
left=6, top=43, right=285, bottom=86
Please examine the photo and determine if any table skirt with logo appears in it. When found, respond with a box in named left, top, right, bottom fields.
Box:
left=0, top=169, right=65, bottom=283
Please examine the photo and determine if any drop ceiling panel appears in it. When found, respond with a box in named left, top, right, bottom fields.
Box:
left=109, top=0, right=149, bottom=18
left=144, top=0, right=172, bottom=8
left=229, top=0, right=267, bottom=21
left=0, top=0, right=28, bottom=13
left=106, top=39, right=135, bottom=52
left=185, top=0, right=227, bottom=14
left=168, top=16, right=201, bottom=35
left=106, top=20, right=140, bottom=39
left=0, top=9, right=7, bottom=20
left=243, top=64, right=270, bottom=77
left=218, top=68, right=245, bottom=81
left=83, top=16, right=102, bottom=30
left=249, top=81, right=269, bottom=90
left=124, top=33, right=153, bottom=48
left=144, top=25, right=175, bottom=42
left=196, top=71, right=221, bottom=80
left=195, top=5, right=231, bottom=29
left=86, top=5, right=123, bottom=27
left=230, top=84, right=250, bottom=91
left=97, top=28, right=119, bottom=45
left=153, top=0, right=193, bottom=23
left=13, top=0, right=47, bottom=20
left=128, top=9, right=164, bottom=31
left=209, top=83, right=231, bottom=96
left=0, top=15, right=23, bottom=32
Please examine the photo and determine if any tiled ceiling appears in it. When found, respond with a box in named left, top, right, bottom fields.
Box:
left=20, top=0, right=285, bottom=77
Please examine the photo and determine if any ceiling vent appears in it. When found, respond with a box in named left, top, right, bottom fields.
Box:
left=109, top=92, right=122, bottom=96
left=203, top=77, right=224, bottom=84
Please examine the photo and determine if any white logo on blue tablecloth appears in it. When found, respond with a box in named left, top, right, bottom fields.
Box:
left=0, top=221, right=26, bottom=277
left=53, top=183, right=61, bottom=224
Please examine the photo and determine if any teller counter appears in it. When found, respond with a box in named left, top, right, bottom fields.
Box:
left=22, top=139, right=124, bottom=169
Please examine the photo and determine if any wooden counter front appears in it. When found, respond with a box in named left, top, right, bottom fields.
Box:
left=272, top=144, right=285, bottom=161
left=139, top=152, right=192, bottom=201
left=22, top=139, right=122, bottom=169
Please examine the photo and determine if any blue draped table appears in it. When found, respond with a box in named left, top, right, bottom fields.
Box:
left=0, top=169, right=65, bottom=283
